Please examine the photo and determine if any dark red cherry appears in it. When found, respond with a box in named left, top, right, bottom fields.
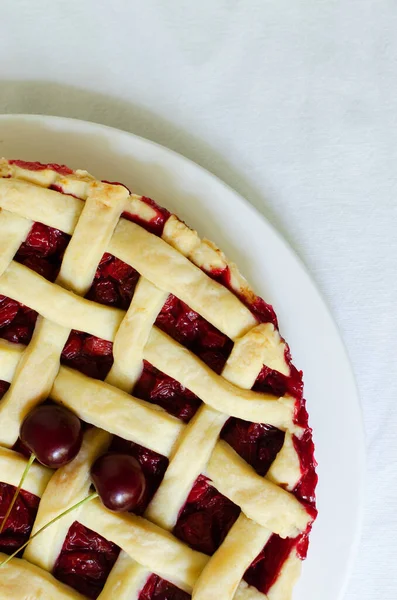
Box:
left=91, top=453, right=146, bottom=512
left=20, top=405, right=83, bottom=468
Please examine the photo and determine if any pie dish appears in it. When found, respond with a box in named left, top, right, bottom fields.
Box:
left=0, top=158, right=317, bottom=599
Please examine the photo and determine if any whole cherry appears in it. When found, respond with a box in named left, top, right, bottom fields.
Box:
left=91, top=453, right=146, bottom=512
left=20, top=404, right=83, bottom=468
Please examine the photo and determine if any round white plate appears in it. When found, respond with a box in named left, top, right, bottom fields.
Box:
left=0, top=114, right=364, bottom=600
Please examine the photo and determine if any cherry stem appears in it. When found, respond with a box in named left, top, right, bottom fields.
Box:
left=0, top=491, right=98, bottom=568
left=0, top=453, right=36, bottom=535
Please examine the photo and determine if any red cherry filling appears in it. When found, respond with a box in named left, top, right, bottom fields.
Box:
left=133, top=361, right=201, bottom=423
left=61, top=331, right=114, bottom=381
left=0, top=221, right=69, bottom=345
left=55, top=524, right=189, bottom=600
left=15, top=222, right=70, bottom=282
left=123, top=196, right=170, bottom=237
left=0, top=296, right=37, bottom=345
left=9, top=160, right=73, bottom=176
left=207, top=266, right=278, bottom=328
left=0, top=483, right=39, bottom=555
left=86, top=253, right=140, bottom=310
left=292, top=430, right=318, bottom=506
left=53, top=521, right=120, bottom=599
left=221, top=419, right=285, bottom=477
left=245, top=533, right=299, bottom=594
left=139, top=574, right=190, bottom=600
left=173, top=475, right=240, bottom=555
left=253, top=346, right=304, bottom=400
left=155, top=295, right=233, bottom=374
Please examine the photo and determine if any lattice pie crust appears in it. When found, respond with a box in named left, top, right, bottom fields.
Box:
left=0, top=159, right=316, bottom=600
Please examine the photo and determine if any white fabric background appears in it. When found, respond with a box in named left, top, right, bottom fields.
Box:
left=0, top=1, right=396, bottom=598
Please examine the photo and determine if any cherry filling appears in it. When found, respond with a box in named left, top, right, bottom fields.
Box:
left=123, top=196, right=170, bottom=237
left=155, top=295, right=233, bottom=374
left=134, top=361, right=201, bottom=423
left=245, top=533, right=298, bottom=594
left=206, top=266, right=278, bottom=328
left=0, top=296, right=37, bottom=345
left=221, top=419, right=286, bottom=477
left=86, top=253, right=140, bottom=310
left=293, top=430, right=318, bottom=506
left=173, top=475, right=240, bottom=555
left=253, top=355, right=303, bottom=400
left=15, top=222, right=70, bottom=283
left=9, top=160, right=73, bottom=176
left=0, top=162, right=317, bottom=599
left=139, top=574, right=190, bottom=600
left=61, top=331, right=114, bottom=381
left=0, top=483, right=40, bottom=555
left=53, top=521, right=120, bottom=599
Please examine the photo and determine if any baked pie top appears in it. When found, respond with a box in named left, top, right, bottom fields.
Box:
left=0, top=159, right=317, bottom=600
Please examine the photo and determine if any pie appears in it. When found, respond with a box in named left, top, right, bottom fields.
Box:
left=0, top=158, right=317, bottom=600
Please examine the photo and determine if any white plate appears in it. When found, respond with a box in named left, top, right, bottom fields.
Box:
left=0, top=114, right=364, bottom=600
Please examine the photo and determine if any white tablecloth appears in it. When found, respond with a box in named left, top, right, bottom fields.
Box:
left=1, top=2, right=396, bottom=598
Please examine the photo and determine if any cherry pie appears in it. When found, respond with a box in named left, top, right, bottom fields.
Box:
left=0, top=158, right=317, bottom=599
